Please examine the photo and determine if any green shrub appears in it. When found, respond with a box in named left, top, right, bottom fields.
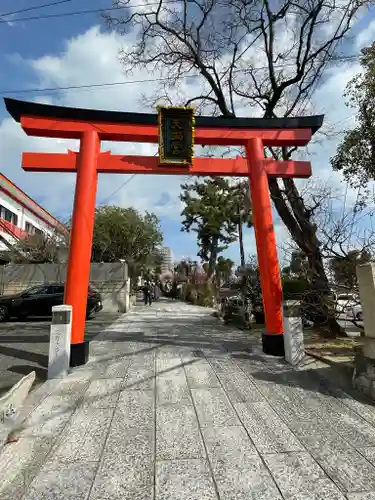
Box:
left=183, top=282, right=216, bottom=307
left=245, top=276, right=311, bottom=324
left=185, top=284, right=198, bottom=304
left=190, top=290, right=198, bottom=304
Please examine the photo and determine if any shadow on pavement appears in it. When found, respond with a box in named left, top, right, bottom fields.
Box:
left=233, top=350, right=374, bottom=407
left=0, top=345, right=48, bottom=366
left=7, top=364, right=47, bottom=380
left=0, top=312, right=121, bottom=395
left=94, top=312, right=374, bottom=408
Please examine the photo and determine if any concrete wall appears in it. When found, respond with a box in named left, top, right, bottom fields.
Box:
left=0, top=262, right=129, bottom=313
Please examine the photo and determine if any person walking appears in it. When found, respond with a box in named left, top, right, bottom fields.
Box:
left=142, top=280, right=152, bottom=306
left=171, top=280, right=178, bottom=300
left=153, top=282, right=160, bottom=301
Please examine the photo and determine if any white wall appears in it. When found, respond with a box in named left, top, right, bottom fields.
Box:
left=0, top=192, right=23, bottom=252
left=0, top=191, right=23, bottom=225
left=0, top=190, right=56, bottom=252
left=23, top=211, right=54, bottom=236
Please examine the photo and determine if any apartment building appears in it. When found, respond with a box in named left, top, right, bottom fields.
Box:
left=0, top=173, right=64, bottom=258
left=160, top=247, right=173, bottom=273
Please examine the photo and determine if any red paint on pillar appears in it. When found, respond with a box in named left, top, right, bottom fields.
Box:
left=64, top=130, right=99, bottom=344
left=245, top=138, right=283, bottom=335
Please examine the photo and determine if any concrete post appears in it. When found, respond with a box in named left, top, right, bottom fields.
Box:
left=283, top=301, right=305, bottom=365
left=353, top=263, right=375, bottom=399
left=48, top=305, right=72, bottom=379
left=125, top=278, right=130, bottom=312
left=117, top=278, right=130, bottom=313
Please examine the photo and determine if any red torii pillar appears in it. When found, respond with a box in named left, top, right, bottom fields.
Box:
left=246, top=138, right=283, bottom=353
left=5, top=97, right=323, bottom=364
left=65, top=130, right=99, bottom=365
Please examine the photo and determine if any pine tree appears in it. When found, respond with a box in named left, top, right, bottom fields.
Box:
left=180, top=178, right=251, bottom=276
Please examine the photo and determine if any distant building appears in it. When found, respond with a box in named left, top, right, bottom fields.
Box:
left=0, top=173, right=65, bottom=261
left=160, top=247, right=173, bottom=272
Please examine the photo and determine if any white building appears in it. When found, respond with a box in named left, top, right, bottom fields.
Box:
left=160, top=247, right=173, bottom=272
left=0, top=173, right=65, bottom=258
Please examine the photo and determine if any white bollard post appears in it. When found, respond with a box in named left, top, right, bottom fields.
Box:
left=48, top=305, right=72, bottom=379
left=353, top=263, right=375, bottom=399
left=283, top=300, right=305, bottom=365
left=125, top=278, right=130, bottom=312
left=117, top=278, right=130, bottom=313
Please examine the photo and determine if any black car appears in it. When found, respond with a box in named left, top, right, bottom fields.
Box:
left=0, top=283, right=103, bottom=322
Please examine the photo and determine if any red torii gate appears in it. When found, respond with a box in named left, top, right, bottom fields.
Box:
left=4, top=98, right=323, bottom=365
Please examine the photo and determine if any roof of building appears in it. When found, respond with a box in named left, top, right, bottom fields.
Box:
left=4, top=98, right=324, bottom=134
left=0, top=172, right=65, bottom=231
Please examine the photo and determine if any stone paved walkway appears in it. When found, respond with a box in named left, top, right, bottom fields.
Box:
left=1, top=299, right=375, bottom=499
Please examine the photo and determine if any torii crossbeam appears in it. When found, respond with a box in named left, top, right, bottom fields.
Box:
left=5, top=98, right=323, bottom=364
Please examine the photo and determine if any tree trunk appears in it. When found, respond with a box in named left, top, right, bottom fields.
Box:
left=237, top=206, right=251, bottom=326
left=208, top=236, right=219, bottom=277
left=308, top=248, right=343, bottom=337
left=238, top=206, right=245, bottom=268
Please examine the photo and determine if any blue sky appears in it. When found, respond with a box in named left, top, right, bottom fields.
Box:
left=1, top=0, right=375, bottom=267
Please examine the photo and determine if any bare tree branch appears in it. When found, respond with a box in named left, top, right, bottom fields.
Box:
left=105, top=0, right=368, bottom=335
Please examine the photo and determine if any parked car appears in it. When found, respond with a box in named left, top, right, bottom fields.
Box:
left=351, top=302, right=363, bottom=321
left=0, top=283, right=103, bottom=322
left=227, top=295, right=244, bottom=307
left=334, top=293, right=358, bottom=316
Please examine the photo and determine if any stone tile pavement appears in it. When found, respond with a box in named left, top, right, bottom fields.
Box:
left=1, top=299, right=375, bottom=499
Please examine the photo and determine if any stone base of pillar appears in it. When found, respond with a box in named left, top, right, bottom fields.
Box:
left=70, top=341, right=90, bottom=367
left=353, top=344, right=375, bottom=400
left=262, top=333, right=285, bottom=356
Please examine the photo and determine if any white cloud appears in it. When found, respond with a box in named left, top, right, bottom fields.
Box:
left=224, top=215, right=292, bottom=267
left=356, top=18, right=375, bottom=49
left=1, top=26, right=189, bottom=220
left=304, top=56, right=375, bottom=209
left=0, top=118, right=78, bottom=215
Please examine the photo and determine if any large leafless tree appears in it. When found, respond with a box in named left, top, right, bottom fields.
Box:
left=105, top=0, right=367, bottom=334
left=281, top=179, right=375, bottom=276
left=281, top=178, right=375, bottom=332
